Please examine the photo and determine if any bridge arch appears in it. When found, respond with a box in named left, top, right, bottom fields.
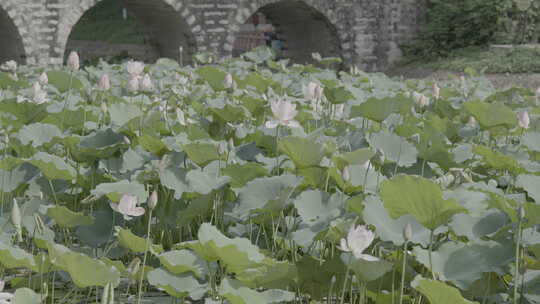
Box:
left=0, top=4, right=26, bottom=64
left=56, top=0, right=204, bottom=64
left=225, top=0, right=354, bottom=65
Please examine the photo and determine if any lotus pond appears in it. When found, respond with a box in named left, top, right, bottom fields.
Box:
left=0, top=48, right=539, bottom=304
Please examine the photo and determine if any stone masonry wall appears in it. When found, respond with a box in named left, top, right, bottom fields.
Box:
left=0, top=0, right=426, bottom=71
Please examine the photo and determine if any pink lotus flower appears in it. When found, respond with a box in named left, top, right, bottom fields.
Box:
left=110, top=194, right=145, bottom=220
left=99, top=74, right=110, bottom=90
left=265, top=99, right=300, bottom=128
left=339, top=225, right=378, bottom=261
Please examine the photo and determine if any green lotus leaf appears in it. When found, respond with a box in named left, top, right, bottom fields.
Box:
left=12, top=288, right=41, bottom=304
left=0, top=72, right=29, bottom=89
left=324, top=86, right=354, bottom=104
left=293, top=190, right=343, bottom=227
left=516, top=174, right=540, bottom=204
left=464, top=100, right=517, bottom=130
left=411, top=276, right=479, bottom=304
left=117, top=227, right=163, bottom=254
left=369, top=131, right=418, bottom=168
left=413, top=240, right=513, bottom=290
left=350, top=95, right=413, bottom=122
left=138, top=134, right=169, bottom=156
left=278, top=136, right=324, bottom=169
left=0, top=242, right=38, bottom=271
left=222, top=162, right=268, bottom=188
left=27, top=152, right=76, bottom=181
left=46, top=206, right=93, bottom=228
left=46, top=71, right=84, bottom=92
left=187, top=223, right=266, bottom=273
left=380, top=175, right=467, bottom=230
left=186, top=161, right=230, bottom=195
left=344, top=253, right=393, bottom=282
left=219, top=277, right=295, bottom=304
left=108, top=102, right=142, bottom=127
left=332, top=148, right=374, bottom=169
left=522, top=131, right=540, bottom=152
left=229, top=175, right=301, bottom=221
left=473, top=145, right=523, bottom=174
left=158, top=250, right=208, bottom=278
left=16, top=123, right=63, bottom=147
left=91, top=180, right=147, bottom=203
left=47, top=243, right=120, bottom=288
left=147, top=268, right=208, bottom=300
left=183, top=142, right=221, bottom=167
left=196, top=66, right=227, bottom=91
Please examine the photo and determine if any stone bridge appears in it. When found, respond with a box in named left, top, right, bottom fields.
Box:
left=0, top=0, right=424, bottom=71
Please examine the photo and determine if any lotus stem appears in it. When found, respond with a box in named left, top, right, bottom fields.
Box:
left=136, top=208, right=153, bottom=304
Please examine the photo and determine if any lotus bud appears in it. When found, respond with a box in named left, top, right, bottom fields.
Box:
left=517, top=111, right=530, bottom=129
left=432, top=83, right=440, bottom=100
left=101, top=282, right=114, bottom=304
left=39, top=72, right=48, bottom=85
left=99, top=74, right=110, bottom=90
left=403, top=223, right=413, bottom=241
left=11, top=198, right=22, bottom=242
left=179, top=45, right=184, bottom=53
left=223, top=73, right=233, bottom=89
left=467, top=116, right=477, bottom=128
left=341, top=166, right=350, bottom=182
left=148, top=190, right=158, bottom=210
left=418, top=95, right=429, bottom=107
left=100, top=102, right=108, bottom=114
left=127, top=257, right=141, bottom=278
left=218, top=142, right=227, bottom=155
left=331, top=275, right=336, bottom=284
left=67, top=51, right=80, bottom=71
left=123, top=136, right=131, bottom=145
left=228, top=137, right=234, bottom=150
left=128, top=76, right=139, bottom=92
left=140, top=73, right=153, bottom=91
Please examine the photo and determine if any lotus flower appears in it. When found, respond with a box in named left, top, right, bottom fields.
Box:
left=265, top=99, right=300, bottom=128
left=39, top=72, right=48, bottom=85
left=140, top=73, right=154, bottom=91
left=517, top=111, right=530, bottom=129
left=126, top=60, right=144, bottom=77
left=99, top=74, right=110, bottom=90
left=67, top=51, right=80, bottom=71
left=110, top=194, right=145, bottom=220
left=339, top=225, right=378, bottom=261
left=303, top=82, right=323, bottom=101
left=32, top=82, right=47, bottom=104
left=223, top=73, right=234, bottom=89
left=128, top=76, right=139, bottom=92
left=2, top=60, right=17, bottom=72
left=467, top=116, right=477, bottom=128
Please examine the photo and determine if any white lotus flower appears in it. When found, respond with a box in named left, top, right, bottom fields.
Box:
left=0, top=280, right=13, bottom=304
left=126, top=60, right=144, bottom=77
left=517, top=111, right=530, bottom=129
left=39, top=72, right=48, bottom=85
left=32, top=82, right=47, bottom=104
left=67, top=51, right=80, bottom=71
left=303, top=82, right=323, bottom=101
left=339, top=224, right=378, bottom=261
left=265, top=99, right=300, bottom=128
left=128, top=76, right=139, bottom=92
left=110, top=194, right=145, bottom=220
left=223, top=73, right=234, bottom=89
left=140, top=73, right=153, bottom=91
left=99, top=74, right=110, bottom=90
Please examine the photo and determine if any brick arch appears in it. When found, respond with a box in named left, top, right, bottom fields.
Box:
left=54, top=0, right=205, bottom=64
left=224, top=0, right=354, bottom=64
left=0, top=2, right=28, bottom=64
